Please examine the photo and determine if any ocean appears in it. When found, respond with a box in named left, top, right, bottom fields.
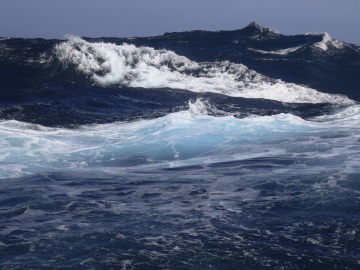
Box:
left=1, top=22, right=360, bottom=269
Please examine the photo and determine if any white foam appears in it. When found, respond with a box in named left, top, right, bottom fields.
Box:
left=248, top=46, right=302, bottom=55
left=55, top=36, right=353, bottom=105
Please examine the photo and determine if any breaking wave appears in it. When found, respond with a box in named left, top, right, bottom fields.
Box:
left=54, top=36, right=354, bottom=105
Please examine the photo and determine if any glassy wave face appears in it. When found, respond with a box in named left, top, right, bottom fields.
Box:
left=1, top=23, right=360, bottom=269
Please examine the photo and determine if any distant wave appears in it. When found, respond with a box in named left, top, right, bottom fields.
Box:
left=54, top=36, right=354, bottom=105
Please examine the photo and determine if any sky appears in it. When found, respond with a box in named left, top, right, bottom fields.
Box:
left=0, top=0, right=359, bottom=44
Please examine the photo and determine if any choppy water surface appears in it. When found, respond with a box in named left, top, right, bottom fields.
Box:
left=1, top=23, right=360, bottom=269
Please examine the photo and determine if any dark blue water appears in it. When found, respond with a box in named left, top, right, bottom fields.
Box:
left=1, top=23, right=360, bottom=269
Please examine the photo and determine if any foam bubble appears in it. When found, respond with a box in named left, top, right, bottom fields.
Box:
left=55, top=36, right=353, bottom=105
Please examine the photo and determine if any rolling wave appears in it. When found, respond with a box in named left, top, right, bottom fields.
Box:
left=1, top=100, right=360, bottom=179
